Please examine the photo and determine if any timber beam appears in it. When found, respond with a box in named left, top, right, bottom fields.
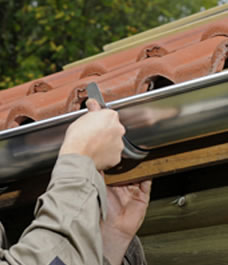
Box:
left=105, top=141, right=228, bottom=185
left=139, top=185, right=228, bottom=236
left=141, top=224, right=228, bottom=265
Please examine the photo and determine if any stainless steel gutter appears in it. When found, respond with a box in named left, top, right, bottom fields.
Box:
left=0, top=71, right=228, bottom=183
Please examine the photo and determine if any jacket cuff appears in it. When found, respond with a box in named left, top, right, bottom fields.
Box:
left=122, top=236, right=147, bottom=265
left=0, top=222, right=8, bottom=249
left=103, top=256, right=112, bottom=265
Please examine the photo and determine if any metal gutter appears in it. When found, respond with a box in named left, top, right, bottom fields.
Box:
left=0, top=71, right=228, bottom=183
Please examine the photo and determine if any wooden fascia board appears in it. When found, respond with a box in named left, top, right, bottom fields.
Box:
left=105, top=142, right=228, bottom=185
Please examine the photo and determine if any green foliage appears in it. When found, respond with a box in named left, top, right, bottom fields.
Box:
left=0, top=0, right=221, bottom=89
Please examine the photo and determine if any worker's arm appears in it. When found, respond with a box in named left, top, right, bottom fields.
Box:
left=0, top=154, right=107, bottom=265
left=0, top=99, right=125, bottom=265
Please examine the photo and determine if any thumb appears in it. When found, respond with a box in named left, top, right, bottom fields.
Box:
left=86, top=98, right=101, bottom=112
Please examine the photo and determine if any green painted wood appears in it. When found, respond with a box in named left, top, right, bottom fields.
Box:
left=141, top=224, right=228, bottom=265
left=139, top=186, right=228, bottom=236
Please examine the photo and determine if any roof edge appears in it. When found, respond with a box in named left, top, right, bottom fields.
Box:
left=104, top=3, right=228, bottom=51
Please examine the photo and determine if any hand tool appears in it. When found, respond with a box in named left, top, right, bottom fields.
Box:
left=86, top=82, right=149, bottom=160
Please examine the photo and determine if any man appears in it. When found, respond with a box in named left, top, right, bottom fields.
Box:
left=0, top=99, right=151, bottom=265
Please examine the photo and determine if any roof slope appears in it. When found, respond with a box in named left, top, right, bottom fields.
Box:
left=0, top=11, right=228, bottom=131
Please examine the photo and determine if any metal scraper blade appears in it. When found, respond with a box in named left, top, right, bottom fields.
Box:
left=86, top=82, right=106, bottom=109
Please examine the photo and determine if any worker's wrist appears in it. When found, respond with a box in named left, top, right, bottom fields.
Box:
left=59, top=140, right=101, bottom=170
left=102, top=224, right=133, bottom=265
left=59, top=146, right=95, bottom=164
left=59, top=140, right=88, bottom=157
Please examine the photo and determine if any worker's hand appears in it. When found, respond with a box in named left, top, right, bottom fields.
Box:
left=59, top=99, right=125, bottom=171
left=101, top=180, right=152, bottom=265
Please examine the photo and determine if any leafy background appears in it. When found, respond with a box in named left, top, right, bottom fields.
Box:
left=0, top=0, right=227, bottom=90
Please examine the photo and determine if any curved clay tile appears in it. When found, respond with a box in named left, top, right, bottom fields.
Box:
left=134, top=60, right=175, bottom=94
left=0, top=82, right=33, bottom=106
left=40, top=67, right=82, bottom=88
left=136, top=44, right=169, bottom=62
left=0, top=110, right=11, bottom=130
left=98, top=67, right=142, bottom=102
left=173, top=36, right=228, bottom=82
left=210, top=39, right=228, bottom=73
left=201, top=21, right=228, bottom=41
left=5, top=103, right=38, bottom=129
left=65, top=84, right=88, bottom=112
left=73, top=83, right=95, bottom=104
left=2, top=84, right=81, bottom=130
left=32, top=85, right=81, bottom=119
left=27, top=80, right=54, bottom=95
left=0, top=80, right=56, bottom=113
left=0, top=79, right=54, bottom=107
left=80, top=62, right=108, bottom=79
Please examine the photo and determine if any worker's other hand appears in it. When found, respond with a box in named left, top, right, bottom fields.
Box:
left=59, top=99, right=125, bottom=171
left=101, top=180, right=152, bottom=265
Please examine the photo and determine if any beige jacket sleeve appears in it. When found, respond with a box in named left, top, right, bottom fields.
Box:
left=0, top=154, right=107, bottom=265
left=0, top=224, right=8, bottom=251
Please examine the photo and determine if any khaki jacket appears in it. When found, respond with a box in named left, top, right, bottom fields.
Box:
left=0, top=154, right=147, bottom=265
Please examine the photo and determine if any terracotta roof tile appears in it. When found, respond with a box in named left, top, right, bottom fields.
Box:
left=0, top=17, right=228, bottom=131
left=1, top=83, right=83, bottom=129
left=201, top=21, right=228, bottom=41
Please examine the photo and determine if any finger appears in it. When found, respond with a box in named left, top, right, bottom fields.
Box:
left=127, top=185, right=141, bottom=197
left=140, top=180, right=152, bottom=194
left=86, top=98, right=101, bottom=112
